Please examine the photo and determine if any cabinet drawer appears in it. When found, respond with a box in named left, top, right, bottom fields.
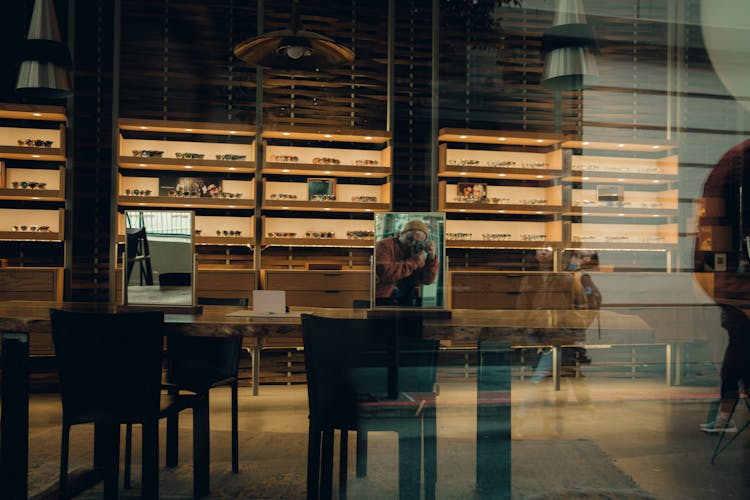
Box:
left=197, top=270, right=256, bottom=295
left=286, top=290, right=370, bottom=308
left=452, top=272, right=574, bottom=293
left=0, top=268, right=63, bottom=301
left=265, top=270, right=370, bottom=291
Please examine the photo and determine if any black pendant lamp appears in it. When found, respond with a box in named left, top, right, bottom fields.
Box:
left=16, top=0, right=73, bottom=98
left=541, top=0, right=599, bottom=90
left=233, top=0, right=354, bottom=71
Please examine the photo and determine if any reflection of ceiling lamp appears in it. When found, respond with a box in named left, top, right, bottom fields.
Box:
left=541, top=0, right=599, bottom=90
left=233, top=1, right=354, bottom=71
left=16, top=0, right=73, bottom=98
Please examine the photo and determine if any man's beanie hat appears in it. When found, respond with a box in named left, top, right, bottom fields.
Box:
left=400, top=220, right=430, bottom=236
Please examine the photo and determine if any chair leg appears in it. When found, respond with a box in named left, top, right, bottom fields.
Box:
left=193, top=395, right=210, bottom=497
left=307, top=423, right=321, bottom=500
left=124, top=423, right=132, bottom=489
left=59, top=424, right=70, bottom=500
left=339, top=430, right=348, bottom=500
left=166, top=386, right=180, bottom=468
left=141, top=420, right=159, bottom=499
left=320, top=428, right=334, bottom=499
left=398, top=428, right=421, bottom=500
left=423, top=413, right=437, bottom=500
left=231, top=380, right=239, bottom=473
left=98, top=423, right=121, bottom=500
left=355, top=430, right=367, bottom=477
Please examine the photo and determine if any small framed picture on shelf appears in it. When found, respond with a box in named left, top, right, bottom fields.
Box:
left=715, top=252, right=727, bottom=272
left=457, top=182, right=487, bottom=202
left=308, top=177, right=336, bottom=201
left=597, top=185, right=624, bottom=202
left=158, top=174, right=224, bottom=198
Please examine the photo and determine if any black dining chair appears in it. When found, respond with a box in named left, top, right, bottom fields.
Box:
left=301, top=314, right=439, bottom=500
left=50, top=309, right=201, bottom=499
left=124, top=334, right=243, bottom=494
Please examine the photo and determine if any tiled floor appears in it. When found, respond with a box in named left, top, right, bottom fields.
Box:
left=23, top=373, right=750, bottom=499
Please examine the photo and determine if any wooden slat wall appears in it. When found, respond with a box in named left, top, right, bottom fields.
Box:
left=69, top=0, right=116, bottom=301
left=392, top=0, right=434, bottom=211
left=119, top=0, right=258, bottom=124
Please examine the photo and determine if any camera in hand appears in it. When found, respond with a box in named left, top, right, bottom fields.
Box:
left=411, top=241, right=427, bottom=254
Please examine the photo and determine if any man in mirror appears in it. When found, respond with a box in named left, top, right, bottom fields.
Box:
left=375, top=219, right=439, bottom=306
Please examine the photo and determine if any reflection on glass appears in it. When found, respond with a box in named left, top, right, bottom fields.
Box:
left=374, top=212, right=446, bottom=308
left=124, top=210, right=194, bottom=306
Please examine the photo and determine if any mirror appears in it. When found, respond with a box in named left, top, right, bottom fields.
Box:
left=373, top=212, right=446, bottom=308
left=124, top=210, right=195, bottom=307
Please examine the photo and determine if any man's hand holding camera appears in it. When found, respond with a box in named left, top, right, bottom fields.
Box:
left=408, top=239, right=436, bottom=263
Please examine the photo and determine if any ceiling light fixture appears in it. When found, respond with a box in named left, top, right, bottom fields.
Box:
left=16, top=0, right=73, bottom=98
left=541, top=0, right=599, bottom=90
left=233, top=0, right=354, bottom=71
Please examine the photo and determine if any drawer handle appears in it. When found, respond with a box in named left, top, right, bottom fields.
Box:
left=323, top=290, right=341, bottom=294
left=506, top=274, right=522, bottom=278
left=506, top=291, right=521, bottom=295
left=323, top=273, right=342, bottom=277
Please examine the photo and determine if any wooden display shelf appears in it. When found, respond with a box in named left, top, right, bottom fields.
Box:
left=563, top=207, right=677, bottom=218
left=264, top=126, right=391, bottom=143
left=566, top=242, right=677, bottom=250
left=446, top=240, right=561, bottom=249
left=262, top=237, right=374, bottom=247
left=0, top=188, right=65, bottom=201
left=0, top=145, right=65, bottom=161
left=262, top=199, right=389, bottom=213
left=562, top=140, right=675, bottom=152
left=119, top=118, right=255, bottom=136
left=439, top=128, right=563, bottom=146
left=195, top=235, right=254, bottom=245
left=0, top=103, right=67, bottom=122
left=118, top=195, right=254, bottom=209
left=263, top=161, right=391, bottom=178
left=0, top=230, right=63, bottom=241
left=563, top=173, right=678, bottom=184
left=441, top=202, right=561, bottom=215
left=439, top=164, right=560, bottom=180
left=118, top=156, right=255, bottom=173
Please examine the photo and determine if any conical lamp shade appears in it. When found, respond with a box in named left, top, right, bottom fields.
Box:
left=541, top=46, right=599, bottom=90
left=540, top=0, right=599, bottom=91
left=16, top=0, right=73, bottom=98
left=234, top=28, right=354, bottom=70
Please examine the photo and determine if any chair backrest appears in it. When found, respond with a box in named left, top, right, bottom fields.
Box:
left=50, top=309, right=165, bottom=423
left=355, top=317, right=439, bottom=399
left=302, top=314, right=367, bottom=429
left=301, top=314, right=439, bottom=428
left=166, top=334, right=243, bottom=391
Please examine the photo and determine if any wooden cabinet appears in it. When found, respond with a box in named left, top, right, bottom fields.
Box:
left=0, top=104, right=68, bottom=300
left=561, top=140, right=679, bottom=268
left=263, top=270, right=370, bottom=307
left=450, top=271, right=577, bottom=309
left=438, top=128, right=564, bottom=250
left=114, top=119, right=258, bottom=303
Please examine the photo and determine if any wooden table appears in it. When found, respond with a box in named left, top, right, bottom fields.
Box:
left=0, top=301, right=653, bottom=500
left=0, top=301, right=653, bottom=394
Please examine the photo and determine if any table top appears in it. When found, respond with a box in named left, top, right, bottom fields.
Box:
left=0, top=300, right=653, bottom=347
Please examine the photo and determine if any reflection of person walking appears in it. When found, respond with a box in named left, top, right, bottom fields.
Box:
left=699, top=304, right=750, bottom=433
left=375, top=220, right=439, bottom=306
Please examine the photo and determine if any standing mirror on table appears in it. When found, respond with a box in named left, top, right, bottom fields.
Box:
left=373, top=212, right=446, bottom=309
left=123, top=210, right=196, bottom=308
